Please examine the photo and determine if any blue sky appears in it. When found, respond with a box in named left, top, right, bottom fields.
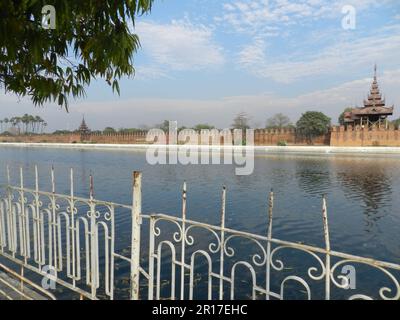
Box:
left=1, top=0, right=400, bottom=130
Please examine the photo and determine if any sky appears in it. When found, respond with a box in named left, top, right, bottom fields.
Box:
left=1, top=0, right=400, bottom=131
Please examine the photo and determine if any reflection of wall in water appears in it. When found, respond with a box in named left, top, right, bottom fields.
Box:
left=334, top=158, right=392, bottom=226
left=295, top=159, right=333, bottom=196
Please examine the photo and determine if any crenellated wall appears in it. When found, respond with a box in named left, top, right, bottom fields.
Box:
left=0, top=132, right=149, bottom=144
left=330, top=125, right=400, bottom=147
left=253, top=128, right=329, bottom=145
left=0, top=133, right=81, bottom=143
left=83, top=131, right=148, bottom=144
left=3, top=126, right=400, bottom=147
left=0, top=129, right=330, bottom=146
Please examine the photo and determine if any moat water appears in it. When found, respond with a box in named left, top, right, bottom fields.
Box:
left=0, top=146, right=399, bottom=299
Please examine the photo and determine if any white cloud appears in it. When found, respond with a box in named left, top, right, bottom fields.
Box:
left=135, top=20, right=225, bottom=71
left=134, top=66, right=170, bottom=80
left=75, top=68, right=400, bottom=127
left=237, top=26, right=400, bottom=83
left=237, top=39, right=266, bottom=69
left=216, top=0, right=393, bottom=35
left=3, top=68, right=397, bottom=130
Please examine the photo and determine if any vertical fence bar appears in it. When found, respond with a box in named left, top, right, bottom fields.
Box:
left=130, top=171, right=142, bottom=300
left=70, top=168, right=76, bottom=286
left=20, top=166, right=27, bottom=293
left=89, top=174, right=97, bottom=298
left=6, top=166, right=15, bottom=255
left=266, top=189, right=274, bottom=300
left=109, top=205, right=115, bottom=300
left=19, top=167, right=27, bottom=259
left=219, top=186, right=226, bottom=300
left=322, top=195, right=331, bottom=300
left=180, top=181, right=187, bottom=300
left=35, top=165, right=44, bottom=266
left=51, top=166, right=59, bottom=271
left=148, top=216, right=155, bottom=300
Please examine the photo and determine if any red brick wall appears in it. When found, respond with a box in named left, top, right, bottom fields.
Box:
left=0, top=132, right=149, bottom=144
left=253, top=129, right=329, bottom=146
left=4, top=127, right=400, bottom=147
left=330, top=125, right=400, bottom=147
left=0, top=130, right=331, bottom=146
left=0, top=133, right=81, bottom=143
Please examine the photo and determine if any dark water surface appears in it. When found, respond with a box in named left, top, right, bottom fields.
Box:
left=0, top=146, right=399, bottom=299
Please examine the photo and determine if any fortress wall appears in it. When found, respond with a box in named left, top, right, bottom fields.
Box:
left=330, top=125, right=400, bottom=147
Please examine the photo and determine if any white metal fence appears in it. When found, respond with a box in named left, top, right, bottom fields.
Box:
left=0, top=166, right=399, bottom=300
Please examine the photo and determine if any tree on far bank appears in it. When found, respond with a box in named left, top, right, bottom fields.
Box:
left=231, top=112, right=250, bottom=130
left=103, top=127, right=116, bottom=134
left=296, top=111, right=331, bottom=144
left=338, top=107, right=353, bottom=126
left=156, top=120, right=171, bottom=133
left=266, top=113, right=293, bottom=129
left=193, top=124, right=215, bottom=131
left=0, top=114, right=46, bottom=134
left=391, top=117, right=400, bottom=129
left=0, top=1, right=153, bottom=110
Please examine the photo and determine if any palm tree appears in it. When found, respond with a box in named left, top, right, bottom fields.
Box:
left=34, top=116, right=41, bottom=133
left=4, top=118, right=9, bottom=132
left=21, top=114, right=29, bottom=134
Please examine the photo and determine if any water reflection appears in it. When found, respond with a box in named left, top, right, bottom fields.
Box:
left=334, top=158, right=392, bottom=231
left=295, top=159, right=333, bottom=196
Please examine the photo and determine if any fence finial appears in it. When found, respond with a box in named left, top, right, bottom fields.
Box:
left=51, top=165, right=55, bottom=193
left=6, top=165, right=10, bottom=185
left=19, top=166, right=24, bottom=189
left=267, top=188, right=274, bottom=238
left=322, top=194, right=330, bottom=251
left=89, top=174, right=94, bottom=199
left=182, top=181, right=187, bottom=210
left=70, top=168, right=74, bottom=197
left=35, top=165, right=39, bottom=191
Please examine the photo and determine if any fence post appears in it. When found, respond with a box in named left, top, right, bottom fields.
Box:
left=266, top=189, right=273, bottom=300
left=322, top=195, right=331, bottom=300
left=89, top=174, right=98, bottom=299
left=6, top=165, right=16, bottom=255
left=180, top=181, right=187, bottom=300
left=219, top=186, right=226, bottom=300
left=130, top=171, right=142, bottom=300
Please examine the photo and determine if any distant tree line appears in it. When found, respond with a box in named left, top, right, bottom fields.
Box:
left=240, top=111, right=331, bottom=144
left=0, top=114, right=47, bottom=135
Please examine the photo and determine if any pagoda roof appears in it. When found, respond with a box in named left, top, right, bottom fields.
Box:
left=351, top=105, right=393, bottom=116
left=361, top=64, right=388, bottom=110
left=78, top=117, right=90, bottom=132
left=346, top=65, right=394, bottom=119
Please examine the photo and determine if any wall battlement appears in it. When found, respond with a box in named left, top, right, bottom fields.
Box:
left=2, top=126, right=400, bottom=147
left=330, top=125, right=400, bottom=147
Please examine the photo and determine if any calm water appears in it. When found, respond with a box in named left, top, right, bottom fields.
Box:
left=1, top=146, right=400, bottom=299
